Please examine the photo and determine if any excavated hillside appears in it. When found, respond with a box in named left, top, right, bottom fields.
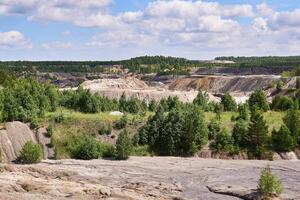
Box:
left=80, top=77, right=219, bottom=103
left=78, top=74, right=284, bottom=104
left=167, top=75, right=282, bottom=93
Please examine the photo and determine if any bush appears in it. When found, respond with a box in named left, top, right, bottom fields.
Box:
left=101, top=143, right=116, bottom=158
left=258, top=166, right=283, bottom=199
left=208, top=118, right=221, bottom=140
left=296, top=77, right=300, bottom=89
left=248, top=89, right=270, bottom=112
left=272, top=125, right=296, bottom=152
left=46, top=125, right=54, bottom=138
left=98, top=124, right=112, bottom=135
left=115, top=129, right=132, bottom=160
left=131, top=145, right=152, bottom=156
left=232, top=119, right=247, bottom=148
left=271, top=95, right=294, bottom=111
left=54, top=113, right=65, bottom=123
left=68, top=135, right=102, bottom=160
left=115, top=114, right=128, bottom=129
left=276, top=80, right=284, bottom=91
left=19, top=141, right=43, bottom=164
left=213, top=129, right=234, bottom=153
left=221, top=92, right=237, bottom=111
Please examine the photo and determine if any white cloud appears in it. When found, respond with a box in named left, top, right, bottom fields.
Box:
left=256, top=3, right=274, bottom=17
left=42, top=41, right=72, bottom=49
left=0, top=31, right=32, bottom=49
left=2, top=0, right=300, bottom=58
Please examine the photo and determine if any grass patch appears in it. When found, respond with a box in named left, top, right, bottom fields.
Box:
left=205, top=111, right=284, bottom=134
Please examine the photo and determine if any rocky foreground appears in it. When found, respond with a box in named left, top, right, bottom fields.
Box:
left=0, top=157, right=299, bottom=200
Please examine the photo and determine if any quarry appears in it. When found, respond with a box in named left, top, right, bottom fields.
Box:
left=1, top=64, right=300, bottom=200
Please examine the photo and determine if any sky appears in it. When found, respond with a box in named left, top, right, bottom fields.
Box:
left=1, top=0, right=300, bottom=61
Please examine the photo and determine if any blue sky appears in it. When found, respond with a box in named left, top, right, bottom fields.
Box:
left=0, top=0, right=300, bottom=61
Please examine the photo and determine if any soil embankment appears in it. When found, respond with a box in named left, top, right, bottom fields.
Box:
left=79, top=77, right=219, bottom=103
left=166, top=75, right=281, bottom=93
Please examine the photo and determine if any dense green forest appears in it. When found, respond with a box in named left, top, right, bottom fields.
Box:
left=1, top=55, right=300, bottom=75
left=215, top=56, right=300, bottom=68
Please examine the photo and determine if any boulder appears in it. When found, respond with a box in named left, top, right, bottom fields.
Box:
left=0, top=121, right=36, bottom=162
left=207, top=184, right=257, bottom=200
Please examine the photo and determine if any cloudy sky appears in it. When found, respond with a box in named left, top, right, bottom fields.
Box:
left=1, top=0, right=300, bottom=61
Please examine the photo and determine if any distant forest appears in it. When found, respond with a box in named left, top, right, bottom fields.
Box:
left=1, top=55, right=300, bottom=74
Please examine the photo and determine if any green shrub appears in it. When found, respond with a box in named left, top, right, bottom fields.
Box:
left=54, top=113, right=65, bottom=123
left=68, top=135, right=102, bottom=160
left=276, top=80, right=284, bottom=91
left=98, top=124, right=112, bottom=135
left=208, top=118, right=221, bottom=140
left=131, top=145, right=152, bottom=156
left=296, top=77, right=300, bottom=89
left=258, top=166, right=283, bottom=199
left=101, top=143, right=116, bottom=158
left=213, top=129, right=234, bottom=153
left=272, top=125, right=296, bottom=152
left=221, top=92, right=237, bottom=111
left=46, top=125, right=54, bottom=138
left=115, top=114, right=128, bottom=129
left=232, top=119, right=247, bottom=148
left=19, top=141, right=43, bottom=164
left=249, top=89, right=270, bottom=112
left=115, top=129, right=132, bottom=160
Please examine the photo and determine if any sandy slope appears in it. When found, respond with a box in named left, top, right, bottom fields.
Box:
left=0, top=157, right=299, bottom=200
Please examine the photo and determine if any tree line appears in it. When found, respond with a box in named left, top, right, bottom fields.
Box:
left=3, top=55, right=300, bottom=76
left=135, top=89, right=300, bottom=159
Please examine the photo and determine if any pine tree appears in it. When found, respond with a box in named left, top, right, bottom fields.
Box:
left=116, top=129, right=132, bottom=160
left=221, top=92, right=237, bottom=111
left=246, top=108, right=270, bottom=159
left=193, top=91, right=209, bottom=110
left=272, top=125, right=296, bottom=152
left=283, top=101, right=300, bottom=143
left=182, top=106, right=208, bottom=155
left=232, top=119, right=247, bottom=148
left=248, top=89, right=270, bottom=112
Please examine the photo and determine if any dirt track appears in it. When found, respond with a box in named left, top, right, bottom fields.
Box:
left=0, top=157, right=299, bottom=200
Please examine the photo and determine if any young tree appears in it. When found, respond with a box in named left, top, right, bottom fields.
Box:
left=181, top=106, right=208, bottom=155
left=193, top=91, right=209, bottom=110
left=296, top=77, right=300, bottom=89
left=272, top=125, right=297, bottom=152
left=213, top=129, right=234, bottom=153
left=148, top=99, right=158, bottom=112
left=248, top=89, right=270, bottom=112
left=258, top=166, right=283, bottom=199
left=208, top=117, right=221, bottom=140
left=246, top=108, right=270, bottom=159
left=221, top=92, right=237, bottom=111
left=153, top=108, right=184, bottom=155
left=116, top=129, right=132, bottom=160
left=283, top=101, right=300, bottom=143
left=236, top=103, right=250, bottom=121
left=232, top=119, right=247, bottom=148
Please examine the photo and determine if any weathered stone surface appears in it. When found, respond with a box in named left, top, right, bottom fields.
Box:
left=36, top=128, right=54, bottom=159
left=0, top=157, right=299, bottom=200
left=279, top=152, right=298, bottom=160
left=207, top=184, right=257, bottom=200
left=0, top=122, right=36, bottom=162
